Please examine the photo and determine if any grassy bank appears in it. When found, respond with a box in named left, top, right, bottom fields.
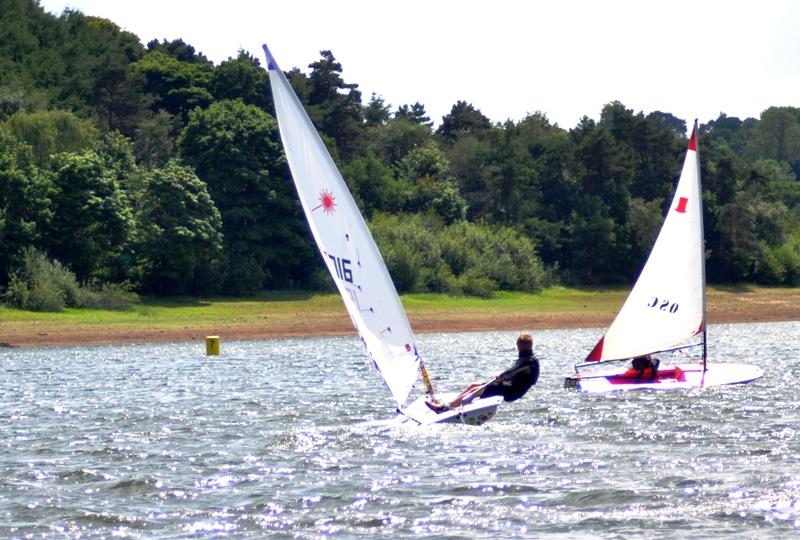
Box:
left=0, top=287, right=626, bottom=326
left=1, top=286, right=798, bottom=348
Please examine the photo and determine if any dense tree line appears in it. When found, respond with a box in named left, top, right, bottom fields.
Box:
left=1, top=1, right=799, bottom=309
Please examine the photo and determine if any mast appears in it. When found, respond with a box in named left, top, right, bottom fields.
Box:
left=419, top=362, right=436, bottom=399
left=694, top=119, right=708, bottom=372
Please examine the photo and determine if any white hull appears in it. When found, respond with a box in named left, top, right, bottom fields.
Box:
left=398, top=393, right=503, bottom=426
left=565, top=362, right=764, bottom=394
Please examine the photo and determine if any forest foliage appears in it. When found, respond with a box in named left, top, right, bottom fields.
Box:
left=1, top=0, right=800, bottom=310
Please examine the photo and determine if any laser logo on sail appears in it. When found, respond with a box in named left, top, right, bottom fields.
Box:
left=312, top=189, right=336, bottom=214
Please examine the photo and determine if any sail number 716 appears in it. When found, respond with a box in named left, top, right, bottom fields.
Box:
left=329, top=255, right=353, bottom=283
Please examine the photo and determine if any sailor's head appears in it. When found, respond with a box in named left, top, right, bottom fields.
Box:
left=516, top=333, right=533, bottom=352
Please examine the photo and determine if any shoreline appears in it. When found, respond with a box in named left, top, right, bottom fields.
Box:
left=3, top=297, right=798, bottom=349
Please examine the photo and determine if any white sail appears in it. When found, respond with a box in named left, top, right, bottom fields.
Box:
left=263, top=44, right=420, bottom=406
left=587, top=123, right=705, bottom=361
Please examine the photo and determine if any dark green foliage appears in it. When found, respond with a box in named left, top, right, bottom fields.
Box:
left=131, top=49, right=214, bottom=119
left=370, top=213, right=547, bottom=296
left=399, top=142, right=466, bottom=223
left=2, top=0, right=799, bottom=298
left=366, top=117, right=432, bottom=167
left=340, top=153, right=408, bottom=217
left=441, top=221, right=547, bottom=293
left=364, top=94, right=391, bottom=127
left=133, top=110, right=178, bottom=169
left=3, top=247, right=81, bottom=311
left=178, top=99, right=314, bottom=293
left=0, top=127, right=52, bottom=285
left=305, top=50, right=364, bottom=159
left=436, top=101, right=493, bottom=142
left=146, top=38, right=211, bottom=64
left=135, top=161, right=224, bottom=295
left=3, top=247, right=138, bottom=311
left=211, top=51, right=271, bottom=111
left=76, top=280, right=139, bottom=310
left=395, top=102, right=432, bottom=127
left=44, top=150, right=135, bottom=282
left=5, top=109, right=97, bottom=167
left=369, top=213, right=456, bottom=293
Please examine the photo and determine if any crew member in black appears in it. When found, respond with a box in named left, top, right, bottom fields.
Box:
left=426, top=333, right=540, bottom=413
left=631, top=354, right=660, bottom=382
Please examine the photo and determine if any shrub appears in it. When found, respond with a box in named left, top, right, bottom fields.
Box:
left=2, top=248, right=140, bottom=311
left=370, top=213, right=547, bottom=296
left=76, top=281, right=139, bottom=310
left=2, top=248, right=80, bottom=311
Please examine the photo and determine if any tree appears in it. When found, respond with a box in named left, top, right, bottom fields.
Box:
left=178, top=99, right=314, bottom=292
left=133, top=109, right=178, bottom=169
left=44, top=150, right=134, bottom=282
left=211, top=50, right=272, bottom=111
left=395, top=102, right=432, bottom=127
left=399, top=142, right=466, bottom=223
left=646, top=111, right=686, bottom=137
left=57, top=12, right=148, bottom=131
left=445, top=134, right=492, bottom=221
left=436, top=100, right=492, bottom=142
left=364, top=93, right=390, bottom=127
left=4, top=109, right=97, bottom=167
left=131, top=49, right=214, bottom=119
left=146, top=38, right=211, bottom=64
left=599, top=101, right=680, bottom=202
left=340, top=153, right=408, bottom=217
left=366, top=117, right=432, bottom=167
left=305, top=50, right=364, bottom=158
left=0, top=127, right=52, bottom=285
left=136, top=161, right=224, bottom=294
left=747, top=106, right=800, bottom=165
left=702, top=113, right=756, bottom=156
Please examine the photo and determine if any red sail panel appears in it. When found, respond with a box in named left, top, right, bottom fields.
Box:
left=586, top=336, right=604, bottom=361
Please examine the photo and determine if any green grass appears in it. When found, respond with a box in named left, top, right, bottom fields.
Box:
left=2, top=285, right=795, bottom=333
left=0, top=292, right=344, bottom=326
left=402, top=286, right=628, bottom=312
left=0, top=287, right=626, bottom=327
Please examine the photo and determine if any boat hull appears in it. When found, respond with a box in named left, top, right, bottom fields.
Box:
left=564, top=362, right=764, bottom=394
left=399, top=393, right=503, bottom=426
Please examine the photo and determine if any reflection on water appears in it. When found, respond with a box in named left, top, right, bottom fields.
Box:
left=1, top=321, right=798, bottom=538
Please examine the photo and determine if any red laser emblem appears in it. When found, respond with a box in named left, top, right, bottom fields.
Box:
left=312, top=189, right=336, bottom=214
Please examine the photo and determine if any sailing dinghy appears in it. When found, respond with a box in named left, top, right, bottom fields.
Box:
left=263, top=44, right=501, bottom=425
left=564, top=121, right=764, bottom=393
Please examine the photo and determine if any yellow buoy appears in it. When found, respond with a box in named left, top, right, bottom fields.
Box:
left=205, top=336, right=220, bottom=356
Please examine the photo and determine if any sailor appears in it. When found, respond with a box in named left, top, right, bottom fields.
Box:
left=631, top=354, right=660, bottom=382
left=426, top=333, right=540, bottom=413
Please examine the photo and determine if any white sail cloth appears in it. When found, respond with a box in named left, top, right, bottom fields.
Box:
left=263, top=44, right=421, bottom=406
left=587, top=125, right=705, bottom=361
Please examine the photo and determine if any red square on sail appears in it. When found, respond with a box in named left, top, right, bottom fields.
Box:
left=675, top=197, right=688, bottom=213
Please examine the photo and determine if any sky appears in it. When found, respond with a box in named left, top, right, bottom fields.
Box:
left=40, top=0, right=800, bottom=130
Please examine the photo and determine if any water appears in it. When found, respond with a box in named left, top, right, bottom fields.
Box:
left=1, top=321, right=799, bottom=538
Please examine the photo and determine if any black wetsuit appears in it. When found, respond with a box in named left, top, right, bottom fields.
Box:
left=481, top=351, right=540, bottom=402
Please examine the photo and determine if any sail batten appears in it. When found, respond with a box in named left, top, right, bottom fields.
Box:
left=586, top=122, right=705, bottom=362
left=264, top=44, right=420, bottom=406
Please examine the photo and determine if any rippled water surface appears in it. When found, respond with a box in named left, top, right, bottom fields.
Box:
left=2, top=321, right=799, bottom=538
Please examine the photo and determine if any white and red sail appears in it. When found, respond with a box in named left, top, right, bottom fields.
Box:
left=586, top=122, right=706, bottom=362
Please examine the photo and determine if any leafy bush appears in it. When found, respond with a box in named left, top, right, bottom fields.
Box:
left=370, top=213, right=547, bottom=296
left=77, top=281, right=139, bottom=310
left=3, top=248, right=80, bottom=311
left=2, top=248, right=139, bottom=311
